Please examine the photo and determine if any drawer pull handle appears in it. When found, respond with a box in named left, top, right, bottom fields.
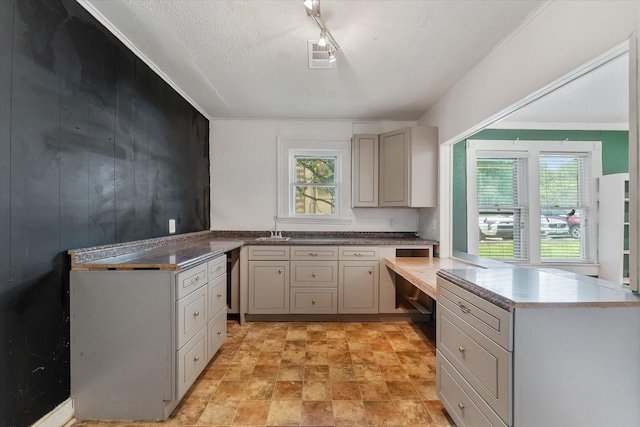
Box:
left=355, top=253, right=363, bottom=257
left=312, top=272, right=316, bottom=277
left=312, top=299, right=316, bottom=305
left=216, top=265, right=223, bottom=271
left=217, top=293, right=223, bottom=297
left=309, top=252, right=318, bottom=256
left=194, top=356, right=200, bottom=362
left=458, top=346, right=465, bottom=353
left=194, top=311, right=200, bottom=317
left=458, top=403, right=465, bottom=410
left=217, top=330, right=222, bottom=335
left=458, top=302, right=471, bottom=314
left=368, top=269, right=372, bottom=274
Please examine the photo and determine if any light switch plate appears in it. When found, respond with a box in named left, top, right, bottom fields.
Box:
left=169, top=219, right=176, bottom=234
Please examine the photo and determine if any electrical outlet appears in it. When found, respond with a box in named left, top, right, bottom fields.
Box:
left=388, top=217, right=395, bottom=228
left=169, top=219, right=176, bottom=234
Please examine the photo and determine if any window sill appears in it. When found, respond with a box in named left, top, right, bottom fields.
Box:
left=277, top=216, right=353, bottom=225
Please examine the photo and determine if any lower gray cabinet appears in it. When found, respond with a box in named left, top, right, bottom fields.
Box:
left=248, top=261, right=290, bottom=314
left=70, top=254, right=228, bottom=421
left=338, top=261, right=379, bottom=313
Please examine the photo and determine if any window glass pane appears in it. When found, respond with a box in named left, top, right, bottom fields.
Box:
left=477, top=159, right=517, bottom=206
left=539, top=154, right=590, bottom=262
left=478, top=209, right=528, bottom=259
left=295, top=157, right=335, bottom=184
left=295, top=186, right=335, bottom=214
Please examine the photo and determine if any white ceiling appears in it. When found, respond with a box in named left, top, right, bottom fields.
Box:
left=83, top=0, right=543, bottom=121
left=494, top=53, right=629, bottom=130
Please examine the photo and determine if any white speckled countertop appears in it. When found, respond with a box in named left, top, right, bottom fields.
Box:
left=437, top=267, right=640, bottom=311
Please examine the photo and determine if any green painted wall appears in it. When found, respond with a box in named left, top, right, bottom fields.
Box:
left=451, top=129, right=628, bottom=253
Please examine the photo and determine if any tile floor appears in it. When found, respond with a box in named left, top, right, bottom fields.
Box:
left=74, top=320, right=456, bottom=427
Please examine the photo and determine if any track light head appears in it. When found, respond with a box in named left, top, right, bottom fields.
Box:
left=318, top=29, right=327, bottom=47
left=328, top=50, right=336, bottom=63
left=303, top=0, right=320, bottom=17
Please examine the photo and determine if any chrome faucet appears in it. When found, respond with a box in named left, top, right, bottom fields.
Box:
left=270, top=215, right=282, bottom=238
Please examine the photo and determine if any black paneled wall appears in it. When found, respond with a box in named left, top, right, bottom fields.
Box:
left=0, top=0, right=210, bottom=425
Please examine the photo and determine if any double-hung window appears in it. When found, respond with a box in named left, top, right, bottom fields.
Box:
left=467, top=140, right=600, bottom=269
left=277, top=136, right=351, bottom=224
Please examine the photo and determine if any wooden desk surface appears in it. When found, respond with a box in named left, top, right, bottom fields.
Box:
left=384, top=257, right=479, bottom=300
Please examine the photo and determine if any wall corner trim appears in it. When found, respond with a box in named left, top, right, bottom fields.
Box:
left=31, top=398, right=74, bottom=427
left=75, top=0, right=212, bottom=120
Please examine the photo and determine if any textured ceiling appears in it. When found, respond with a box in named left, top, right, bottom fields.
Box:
left=83, top=0, right=542, bottom=120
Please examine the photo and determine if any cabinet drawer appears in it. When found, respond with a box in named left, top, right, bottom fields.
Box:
left=175, top=263, right=207, bottom=300
left=207, top=309, right=227, bottom=360
left=437, top=351, right=508, bottom=427
left=290, top=288, right=338, bottom=314
left=208, top=273, right=227, bottom=318
left=177, top=327, right=207, bottom=399
left=248, top=246, right=290, bottom=260
left=437, top=277, right=512, bottom=350
left=290, top=246, right=338, bottom=261
left=437, top=305, right=511, bottom=424
left=290, top=261, right=338, bottom=287
left=339, top=246, right=379, bottom=260
left=176, top=285, right=207, bottom=349
left=207, top=255, right=226, bottom=281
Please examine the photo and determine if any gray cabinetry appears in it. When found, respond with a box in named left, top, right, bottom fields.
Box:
left=338, top=247, right=379, bottom=314
left=436, top=275, right=640, bottom=427
left=353, top=127, right=438, bottom=208
left=70, top=254, right=228, bottom=421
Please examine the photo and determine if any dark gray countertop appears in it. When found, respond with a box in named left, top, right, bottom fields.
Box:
left=69, top=230, right=436, bottom=270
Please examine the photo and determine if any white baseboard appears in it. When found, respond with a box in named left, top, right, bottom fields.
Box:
left=31, top=398, right=74, bottom=427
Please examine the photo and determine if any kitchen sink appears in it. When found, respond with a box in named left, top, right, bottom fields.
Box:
left=255, top=236, right=291, bottom=241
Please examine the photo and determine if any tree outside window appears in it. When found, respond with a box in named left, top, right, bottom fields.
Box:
left=293, top=156, right=337, bottom=215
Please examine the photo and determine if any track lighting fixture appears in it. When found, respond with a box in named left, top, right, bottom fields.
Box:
left=302, top=0, right=339, bottom=61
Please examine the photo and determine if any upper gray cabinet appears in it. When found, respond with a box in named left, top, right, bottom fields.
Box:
left=352, top=127, right=438, bottom=208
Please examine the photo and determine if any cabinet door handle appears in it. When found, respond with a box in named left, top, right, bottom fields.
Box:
left=458, top=302, right=471, bottom=314
left=355, top=253, right=363, bottom=257
left=312, top=299, right=316, bottom=305
left=194, top=311, right=200, bottom=317
left=217, top=293, right=223, bottom=297
left=312, top=272, right=316, bottom=278
left=368, top=269, right=372, bottom=274
left=309, top=252, right=318, bottom=256
left=194, top=356, right=200, bottom=362
left=217, top=330, right=222, bottom=335
left=458, top=346, right=465, bottom=353
left=458, top=403, right=465, bottom=410
left=278, top=269, right=283, bottom=274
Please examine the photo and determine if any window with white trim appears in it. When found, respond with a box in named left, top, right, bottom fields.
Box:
left=277, top=136, right=352, bottom=224
left=467, top=140, right=601, bottom=267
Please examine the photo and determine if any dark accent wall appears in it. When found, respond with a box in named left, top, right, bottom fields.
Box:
left=0, top=1, right=210, bottom=425
left=452, top=129, right=628, bottom=253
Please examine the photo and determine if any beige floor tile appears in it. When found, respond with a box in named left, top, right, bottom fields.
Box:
left=278, top=364, right=305, bottom=381
left=184, top=379, right=219, bottom=400
left=304, top=365, right=330, bottom=381
left=350, top=350, right=376, bottom=364
left=244, top=379, right=275, bottom=400
left=213, top=381, right=247, bottom=400
left=404, top=363, right=436, bottom=381
left=373, top=351, right=402, bottom=365
left=251, top=364, right=279, bottom=380
left=281, top=350, right=306, bottom=364
left=329, top=364, right=356, bottom=381
left=223, top=364, right=255, bottom=381
left=357, top=380, right=391, bottom=400
left=332, top=400, right=368, bottom=426
left=288, top=322, right=308, bottom=331
left=273, top=380, right=303, bottom=400
left=363, top=400, right=403, bottom=425
left=283, top=340, right=306, bottom=351
left=306, top=339, right=328, bottom=352
left=267, top=400, right=302, bottom=426
left=393, top=400, right=434, bottom=424
left=386, top=380, right=420, bottom=400
left=302, top=381, right=332, bottom=400
left=286, top=330, right=308, bottom=340
left=261, top=339, right=286, bottom=351
left=326, top=339, right=349, bottom=351
left=369, top=339, right=394, bottom=352
left=353, top=364, right=384, bottom=381
left=164, top=398, right=207, bottom=425
left=307, top=330, right=327, bottom=340
left=305, top=351, right=329, bottom=365
left=328, top=349, right=353, bottom=364
left=326, top=330, right=347, bottom=340
left=197, top=400, right=239, bottom=425
left=324, top=322, right=345, bottom=331
left=238, top=338, right=265, bottom=351
left=331, top=380, right=362, bottom=400
left=232, top=400, right=270, bottom=425
left=265, top=330, right=288, bottom=341
left=381, top=365, right=411, bottom=381
left=256, top=351, right=282, bottom=365
left=307, top=322, right=326, bottom=331
left=301, top=400, right=334, bottom=426
left=231, top=350, right=260, bottom=365
left=200, top=364, right=228, bottom=381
